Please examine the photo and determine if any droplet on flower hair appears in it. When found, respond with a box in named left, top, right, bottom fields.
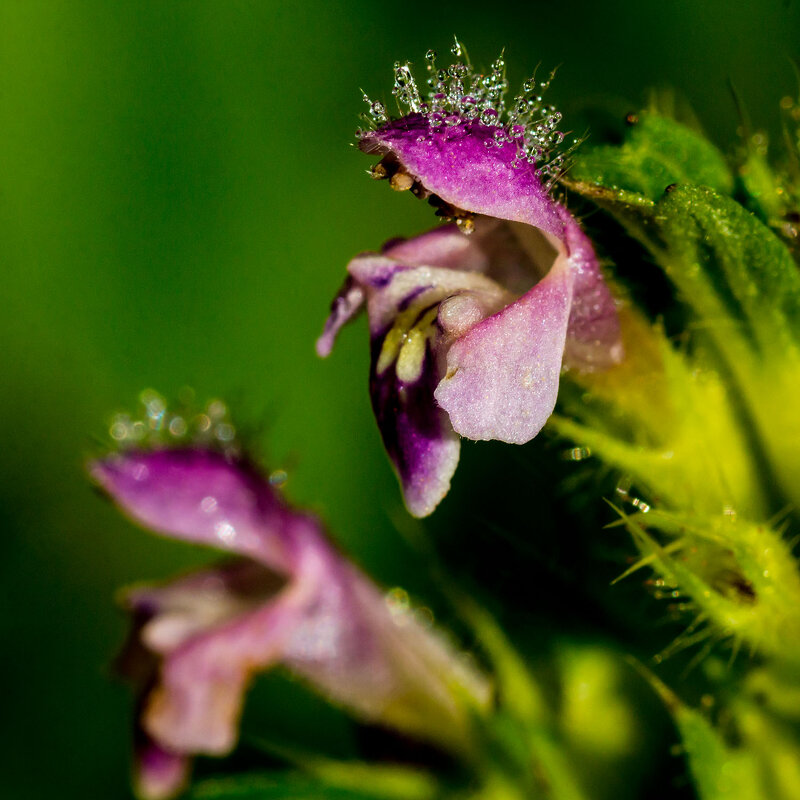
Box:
left=268, top=468, right=288, bottom=487
left=563, top=446, right=592, bottom=461
left=389, top=171, right=414, bottom=191
left=456, top=217, right=475, bottom=234
left=358, top=43, right=576, bottom=179
left=104, top=389, right=240, bottom=455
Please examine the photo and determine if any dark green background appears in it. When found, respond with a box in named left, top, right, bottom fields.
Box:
left=2, top=2, right=798, bottom=797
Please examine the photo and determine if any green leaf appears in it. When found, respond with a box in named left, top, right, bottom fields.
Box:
left=738, top=144, right=788, bottom=222
left=657, top=184, right=800, bottom=353
left=570, top=113, right=733, bottom=201
left=627, top=664, right=761, bottom=800
left=188, top=771, right=437, bottom=800
left=561, top=179, right=657, bottom=236
left=631, top=663, right=800, bottom=800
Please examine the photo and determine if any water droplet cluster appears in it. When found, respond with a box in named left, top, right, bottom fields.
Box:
left=385, top=586, right=435, bottom=629
left=359, top=38, right=581, bottom=185
left=107, top=388, right=240, bottom=455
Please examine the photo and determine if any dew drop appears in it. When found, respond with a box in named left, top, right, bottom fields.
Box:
left=456, top=216, right=475, bottom=234
left=207, top=399, right=227, bottom=419
left=130, top=421, right=146, bottom=440
left=110, top=417, right=129, bottom=441
left=168, top=416, right=187, bottom=437
left=132, top=463, right=149, bottom=482
left=269, top=469, right=288, bottom=487
left=215, top=520, right=236, bottom=544
left=386, top=586, right=410, bottom=613
left=200, top=496, right=218, bottom=514
left=414, top=607, right=435, bottom=628
left=215, top=422, right=236, bottom=442
left=370, top=101, right=387, bottom=122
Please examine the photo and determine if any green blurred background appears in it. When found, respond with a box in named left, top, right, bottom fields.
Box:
left=2, top=1, right=798, bottom=797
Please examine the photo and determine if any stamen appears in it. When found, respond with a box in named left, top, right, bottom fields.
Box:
left=456, top=217, right=475, bottom=235
left=390, top=172, right=414, bottom=191
left=371, top=156, right=399, bottom=180
left=410, top=182, right=431, bottom=200
left=426, top=193, right=475, bottom=233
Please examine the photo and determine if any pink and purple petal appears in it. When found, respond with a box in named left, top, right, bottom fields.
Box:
left=320, top=63, right=622, bottom=515
left=144, top=581, right=308, bottom=754
left=94, top=435, right=491, bottom=793
left=369, top=333, right=461, bottom=518
left=435, top=256, right=573, bottom=443
left=283, top=553, right=490, bottom=752
left=361, top=119, right=623, bottom=372
left=124, top=559, right=284, bottom=656
left=344, top=249, right=510, bottom=516
left=124, top=500, right=489, bottom=753
left=360, top=118, right=565, bottom=238
left=317, top=275, right=365, bottom=357
left=90, top=449, right=293, bottom=572
left=558, top=210, right=623, bottom=370
left=135, top=737, right=190, bottom=800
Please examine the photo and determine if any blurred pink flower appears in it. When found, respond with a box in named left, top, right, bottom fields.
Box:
left=92, top=447, right=489, bottom=799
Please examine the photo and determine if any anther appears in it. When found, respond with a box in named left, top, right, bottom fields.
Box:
left=410, top=182, right=430, bottom=200
left=456, top=217, right=475, bottom=235
left=371, top=156, right=399, bottom=181
left=390, top=172, right=414, bottom=191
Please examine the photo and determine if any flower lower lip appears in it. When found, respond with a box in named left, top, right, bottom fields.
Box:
left=371, top=155, right=476, bottom=233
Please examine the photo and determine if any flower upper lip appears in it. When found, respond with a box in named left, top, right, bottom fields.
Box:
left=358, top=113, right=566, bottom=241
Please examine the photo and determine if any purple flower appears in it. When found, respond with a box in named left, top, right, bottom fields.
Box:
left=91, top=445, right=489, bottom=799
left=318, top=52, right=622, bottom=517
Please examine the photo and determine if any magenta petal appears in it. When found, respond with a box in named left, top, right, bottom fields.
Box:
left=96, top=439, right=491, bottom=780
left=360, top=118, right=564, bottom=238
left=360, top=120, right=622, bottom=372
left=317, top=275, right=365, bottom=357
left=91, top=450, right=292, bottom=572
left=558, top=211, right=623, bottom=370
left=343, top=238, right=510, bottom=517
left=370, top=335, right=461, bottom=517
left=145, top=582, right=306, bottom=754
left=383, top=224, right=493, bottom=272
left=135, top=738, right=189, bottom=800
left=282, top=552, right=489, bottom=751
left=435, top=257, right=572, bottom=443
